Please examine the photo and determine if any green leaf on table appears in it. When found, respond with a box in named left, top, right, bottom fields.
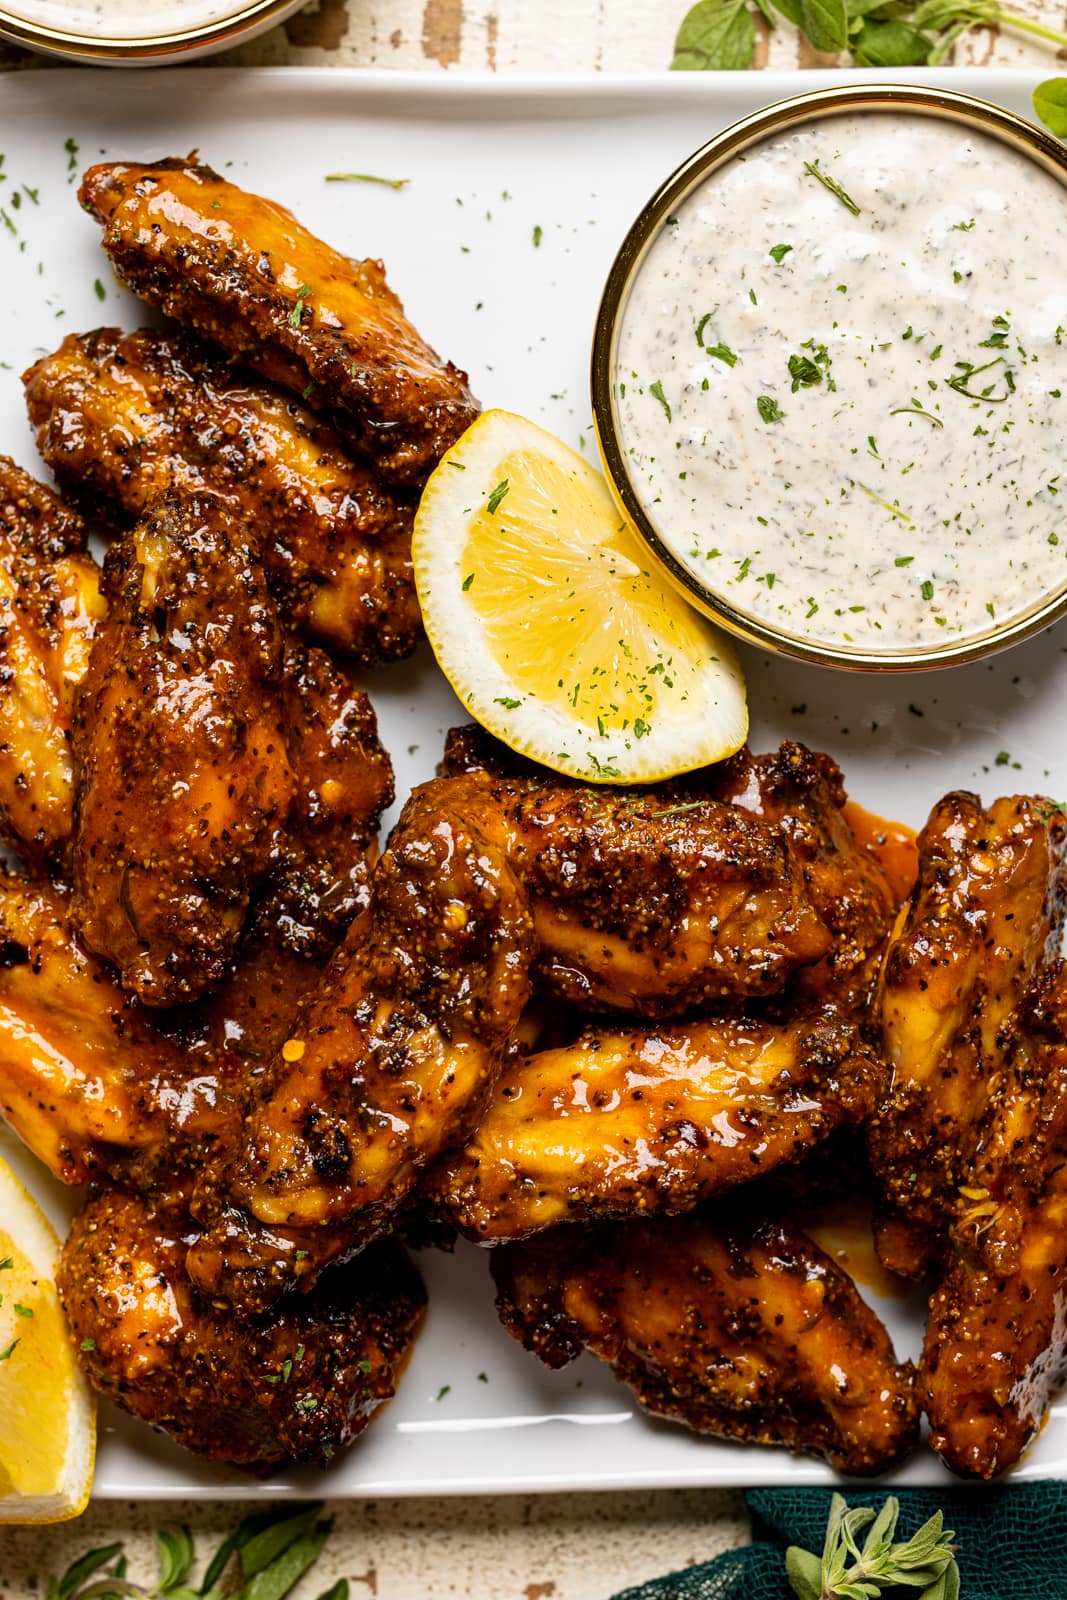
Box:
left=239, top=1507, right=324, bottom=1579
left=800, top=0, right=849, bottom=53
left=925, top=20, right=971, bottom=63
left=157, top=1529, right=195, bottom=1594
left=785, top=1545, right=823, bottom=1600
left=768, top=0, right=804, bottom=26
left=1034, top=78, right=1067, bottom=137
left=201, top=1510, right=297, bottom=1596
left=852, top=18, right=931, bottom=61
left=49, top=1546, right=126, bottom=1600
left=784, top=1494, right=961, bottom=1600
left=671, top=0, right=757, bottom=69
left=920, top=1565, right=961, bottom=1600
left=313, top=1584, right=350, bottom=1600
left=847, top=0, right=893, bottom=21
left=910, top=0, right=967, bottom=29
left=751, top=0, right=779, bottom=29
left=240, top=1527, right=331, bottom=1600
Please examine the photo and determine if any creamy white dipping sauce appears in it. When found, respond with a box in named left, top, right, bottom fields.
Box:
left=614, top=113, right=1067, bottom=652
left=2, top=0, right=251, bottom=36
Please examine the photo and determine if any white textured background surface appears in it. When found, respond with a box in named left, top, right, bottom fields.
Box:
left=1, top=1490, right=748, bottom=1596
left=1, top=0, right=1064, bottom=1591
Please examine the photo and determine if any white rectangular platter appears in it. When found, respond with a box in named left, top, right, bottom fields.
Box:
left=1, top=63, right=1066, bottom=1497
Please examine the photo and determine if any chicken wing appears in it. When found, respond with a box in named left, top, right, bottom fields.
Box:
left=485, top=772, right=830, bottom=1015
left=920, top=962, right=1067, bottom=1478
left=439, top=730, right=874, bottom=1013
left=437, top=1012, right=881, bottom=1241
left=70, top=493, right=295, bottom=1005
left=868, top=792, right=1067, bottom=1271
left=79, top=159, right=479, bottom=486
left=58, top=1187, right=425, bottom=1467
left=254, top=642, right=393, bottom=960
left=24, top=328, right=420, bottom=662
left=186, top=775, right=536, bottom=1311
left=708, top=742, right=899, bottom=1013
left=0, top=870, right=240, bottom=1190
left=183, top=753, right=843, bottom=1307
left=0, top=457, right=105, bottom=870
left=492, top=1212, right=919, bottom=1475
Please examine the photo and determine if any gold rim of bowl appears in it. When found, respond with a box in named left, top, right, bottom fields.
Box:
left=591, top=83, right=1067, bottom=674
left=0, top=0, right=297, bottom=58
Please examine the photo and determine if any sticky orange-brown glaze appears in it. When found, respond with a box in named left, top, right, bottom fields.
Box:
left=801, top=1200, right=913, bottom=1302
left=0, top=457, right=105, bottom=870
left=869, top=791, right=1067, bottom=1238
left=25, top=328, right=420, bottom=662
left=0, top=872, right=239, bottom=1189
left=70, top=494, right=295, bottom=1006
left=254, top=642, right=393, bottom=960
left=437, top=1013, right=881, bottom=1241
left=492, top=1212, right=919, bottom=1475
left=711, top=743, right=897, bottom=1014
left=843, top=799, right=919, bottom=906
left=79, top=159, right=480, bottom=486
left=921, top=962, right=1067, bottom=1478
left=59, top=1188, right=425, bottom=1467
left=186, top=775, right=536, bottom=1311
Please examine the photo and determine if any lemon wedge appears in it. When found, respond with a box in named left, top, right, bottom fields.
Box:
left=413, top=411, right=748, bottom=783
left=0, top=1158, right=95, bottom=1523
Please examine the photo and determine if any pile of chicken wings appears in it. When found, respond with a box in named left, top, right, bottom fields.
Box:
left=0, top=155, right=1064, bottom=1483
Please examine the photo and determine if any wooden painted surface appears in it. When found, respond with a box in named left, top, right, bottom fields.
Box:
left=0, top=0, right=1061, bottom=67
left=225, top=0, right=1066, bottom=69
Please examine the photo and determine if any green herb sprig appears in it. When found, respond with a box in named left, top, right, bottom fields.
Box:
left=671, top=0, right=1067, bottom=124
left=786, top=1494, right=960, bottom=1600
left=323, top=172, right=409, bottom=189
left=803, top=160, right=860, bottom=216
left=45, top=1507, right=345, bottom=1600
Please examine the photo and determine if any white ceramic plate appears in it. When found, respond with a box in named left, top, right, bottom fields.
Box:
left=1, top=64, right=1066, bottom=1497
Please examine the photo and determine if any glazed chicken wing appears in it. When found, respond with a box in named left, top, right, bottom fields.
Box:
left=184, top=761, right=838, bottom=1308
left=254, top=641, right=393, bottom=959
left=709, top=741, right=900, bottom=1012
left=486, top=773, right=830, bottom=1016
left=0, top=457, right=104, bottom=870
left=186, top=775, right=536, bottom=1311
left=921, top=963, right=1067, bottom=1478
left=492, top=1213, right=919, bottom=1475
left=70, top=493, right=295, bottom=1005
left=868, top=792, right=1067, bottom=1272
left=59, top=1187, right=425, bottom=1467
left=440, top=730, right=880, bottom=1013
left=0, top=870, right=240, bottom=1190
left=437, top=1011, right=881, bottom=1241
left=864, top=791, right=1067, bottom=1476
left=24, top=328, right=420, bottom=662
left=79, top=159, right=480, bottom=486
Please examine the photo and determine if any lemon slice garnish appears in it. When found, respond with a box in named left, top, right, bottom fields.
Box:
left=413, top=410, right=748, bottom=782
left=0, top=1158, right=95, bottom=1524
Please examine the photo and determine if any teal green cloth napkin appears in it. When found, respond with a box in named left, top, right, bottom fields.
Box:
left=610, top=1484, right=1067, bottom=1599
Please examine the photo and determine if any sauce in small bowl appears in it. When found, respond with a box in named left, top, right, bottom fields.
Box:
left=0, top=0, right=305, bottom=63
left=592, top=85, right=1067, bottom=672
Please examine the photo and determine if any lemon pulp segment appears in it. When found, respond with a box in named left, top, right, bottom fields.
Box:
left=461, top=447, right=715, bottom=737
left=0, top=1158, right=95, bottom=1522
left=413, top=410, right=748, bottom=783
left=0, top=1230, right=73, bottom=1497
